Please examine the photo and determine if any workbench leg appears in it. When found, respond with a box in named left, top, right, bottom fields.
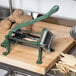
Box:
left=36, top=47, right=43, bottom=64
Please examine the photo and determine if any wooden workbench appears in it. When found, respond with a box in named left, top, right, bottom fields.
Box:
left=0, top=22, right=75, bottom=74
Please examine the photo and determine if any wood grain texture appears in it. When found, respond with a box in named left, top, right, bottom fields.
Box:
left=0, top=22, right=75, bottom=74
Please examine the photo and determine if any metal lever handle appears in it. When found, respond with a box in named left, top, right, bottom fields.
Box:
left=8, top=5, right=59, bottom=36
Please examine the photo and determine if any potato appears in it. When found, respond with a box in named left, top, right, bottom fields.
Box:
left=8, top=9, right=23, bottom=22
left=15, top=15, right=33, bottom=31
left=8, top=14, right=15, bottom=22
left=0, top=19, right=12, bottom=29
left=12, top=9, right=24, bottom=17
left=15, top=15, right=32, bottom=23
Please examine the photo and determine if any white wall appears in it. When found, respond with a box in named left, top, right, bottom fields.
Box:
left=0, top=0, right=76, bottom=20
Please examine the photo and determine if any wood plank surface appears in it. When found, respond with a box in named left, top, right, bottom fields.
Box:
left=0, top=22, right=75, bottom=74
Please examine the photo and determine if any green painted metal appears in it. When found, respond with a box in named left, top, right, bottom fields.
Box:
left=8, top=5, right=59, bottom=36
left=36, top=47, right=43, bottom=64
left=1, top=5, right=59, bottom=64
